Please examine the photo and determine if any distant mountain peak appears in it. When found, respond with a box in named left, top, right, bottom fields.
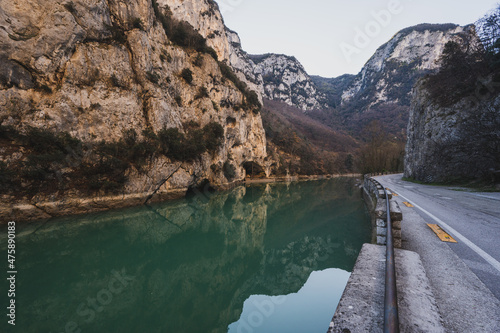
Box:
left=250, top=53, right=328, bottom=111
left=341, top=23, right=476, bottom=106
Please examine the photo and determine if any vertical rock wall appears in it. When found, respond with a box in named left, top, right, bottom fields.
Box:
left=404, top=81, right=500, bottom=183
left=0, top=0, right=270, bottom=219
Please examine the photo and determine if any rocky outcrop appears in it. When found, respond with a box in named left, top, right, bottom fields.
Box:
left=404, top=81, right=500, bottom=183
left=251, top=54, right=328, bottom=111
left=163, top=3, right=328, bottom=111
left=0, top=0, right=269, bottom=220
left=164, top=0, right=264, bottom=99
left=340, top=24, right=477, bottom=108
left=309, top=24, right=481, bottom=138
left=310, top=74, right=356, bottom=108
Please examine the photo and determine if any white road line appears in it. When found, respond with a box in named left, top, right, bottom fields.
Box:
left=468, top=193, right=500, bottom=201
left=397, top=192, right=500, bottom=274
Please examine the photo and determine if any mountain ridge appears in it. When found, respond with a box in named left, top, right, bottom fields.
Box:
left=308, top=23, right=480, bottom=139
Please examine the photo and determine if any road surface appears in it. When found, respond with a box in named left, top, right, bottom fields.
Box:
left=375, top=174, right=500, bottom=300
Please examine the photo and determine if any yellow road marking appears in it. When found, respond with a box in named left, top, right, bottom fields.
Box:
left=427, top=224, right=458, bottom=243
left=386, top=188, right=398, bottom=196
left=403, top=202, right=414, bottom=208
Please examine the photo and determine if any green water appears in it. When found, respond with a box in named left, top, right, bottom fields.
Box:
left=1, top=178, right=371, bottom=333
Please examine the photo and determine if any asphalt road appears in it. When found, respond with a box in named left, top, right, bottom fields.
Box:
left=375, top=174, right=500, bottom=301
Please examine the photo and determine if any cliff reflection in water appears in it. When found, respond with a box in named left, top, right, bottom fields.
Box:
left=5, top=178, right=371, bottom=333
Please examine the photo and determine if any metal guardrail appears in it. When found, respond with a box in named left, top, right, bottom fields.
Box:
left=363, top=175, right=400, bottom=332
left=383, top=186, right=400, bottom=333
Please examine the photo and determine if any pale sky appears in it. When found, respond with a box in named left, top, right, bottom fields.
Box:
left=215, top=0, right=500, bottom=78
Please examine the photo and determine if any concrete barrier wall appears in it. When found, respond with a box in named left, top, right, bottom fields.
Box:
left=363, top=175, right=402, bottom=248
left=328, top=176, right=444, bottom=332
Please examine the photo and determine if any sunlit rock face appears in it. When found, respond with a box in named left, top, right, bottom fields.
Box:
left=249, top=54, right=329, bottom=111
left=305, top=24, right=481, bottom=138
left=0, top=0, right=269, bottom=216
left=164, top=1, right=328, bottom=111
left=340, top=24, right=477, bottom=108
left=163, top=0, right=264, bottom=100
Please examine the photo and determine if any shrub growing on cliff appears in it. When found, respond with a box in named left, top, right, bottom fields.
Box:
left=6, top=127, right=83, bottom=194
left=218, top=62, right=262, bottom=111
left=97, top=129, right=156, bottom=170
left=423, top=39, right=489, bottom=107
left=223, top=161, right=236, bottom=181
left=0, top=161, right=16, bottom=191
left=132, top=18, right=144, bottom=31
left=105, top=23, right=127, bottom=44
left=23, top=127, right=81, bottom=155
left=0, top=121, right=225, bottom=197
left=158, top=122, right=224, bottom=161
left=180, top=68, right=193, bottom=84
left=63, top=2, right=77, bottom=14
left=158, top=127, right=188, bottom=160
left=203, top=122, right=224, bottom=152
left=151, top=0, right=215, bottom=56
left=0, top=125, right=20, bottom=140
left=110, top=74, right=122, bottom=87
left=205, top=47, right=218, bottom=61
left=193, top=53, right=204, bottom=68
left=245, top=91, right=261, bottom=113
left=477, top=5, right=500, bottom=56
left=195, top=86, right=209, bottom=99
left=35, top=83, right=53, bottom=94
left=146, top=71, right=160, bottom=84
left=174, top=95, right=183, bottom=106
left=1, top=127, right=155, bottom=195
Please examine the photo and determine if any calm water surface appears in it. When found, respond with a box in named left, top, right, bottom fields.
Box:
left=1, top=178, right=371, bottom=333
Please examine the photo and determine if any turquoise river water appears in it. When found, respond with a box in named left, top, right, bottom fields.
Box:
left=1, top=178, right=371, bottom=333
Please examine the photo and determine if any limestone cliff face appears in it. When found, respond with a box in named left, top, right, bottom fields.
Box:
left=0, top=0, right=269, bottom=218
left=404, top=81, right=500, bottom=183
left=164, top=0, right=264, bottom=99
left=250, top=54, right=328, bottom=111
left=156, top=2, right=326, bottom=111
left=341, top=24, right=477, bottom=108
left=307, top=24, right=482, bottom=139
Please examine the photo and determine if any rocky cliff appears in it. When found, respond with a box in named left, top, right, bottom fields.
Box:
left=164, top=0, right=264, bottom=97
left=163, top=3, right=328, bottom=112
left=340, top=24, right=476, bottom=108
left=250, top=54, right=328, bottom=111
left=405, top=80, right=500, bottom=183
left=311, top=24, right=480, bottom=138
left=0, top=0, right=269, bottom=220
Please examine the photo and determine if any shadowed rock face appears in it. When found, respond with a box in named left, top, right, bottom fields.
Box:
left=0, top=0, right=269, bottom=210
left=404, top=80, right=500, bottom=183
